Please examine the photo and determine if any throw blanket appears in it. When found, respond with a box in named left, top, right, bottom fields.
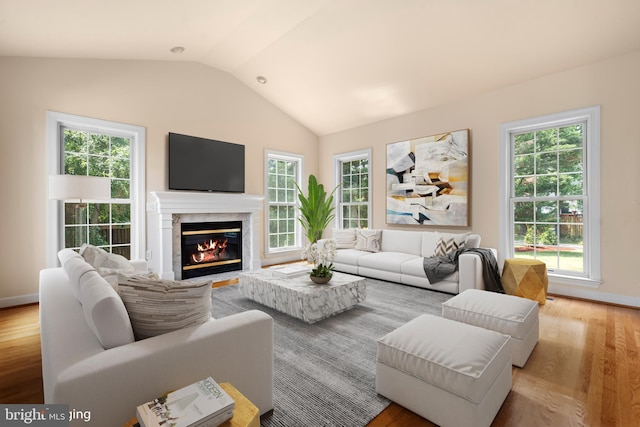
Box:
left=423, top=248, right=504, bottom=293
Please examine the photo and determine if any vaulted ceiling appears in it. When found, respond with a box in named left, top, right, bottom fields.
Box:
left=2, top=0, right=640, bottom=135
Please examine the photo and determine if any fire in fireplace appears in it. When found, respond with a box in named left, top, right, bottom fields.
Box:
left=181, top=221, right=242, bottom=279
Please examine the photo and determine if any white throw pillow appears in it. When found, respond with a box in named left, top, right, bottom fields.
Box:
left=434, top=232, right=471, bottom=257
left=118, top=274, right=213, bottom=340
left=80, top=244, right=134, bottom=272
left=332, top=228, right=357, bottom=249
left=80, top=270, right=135, bottom=349
left=355, top=229, right=382, bottom=253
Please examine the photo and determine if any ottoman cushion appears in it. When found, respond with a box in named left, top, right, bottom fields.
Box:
left=376, top=314, right=511, bottom=404
left=442, top=289, right=539, bottom=367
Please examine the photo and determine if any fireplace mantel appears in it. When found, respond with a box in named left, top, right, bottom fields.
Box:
left=147, top=191, right=264, bottom=280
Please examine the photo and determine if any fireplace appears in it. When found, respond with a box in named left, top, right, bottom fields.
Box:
left=180, top=221, right=243, bottom=279
left=148, top=191, right=263, bottom=281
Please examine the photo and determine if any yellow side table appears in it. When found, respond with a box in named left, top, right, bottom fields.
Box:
left=124, top=382, right=259, bottom=427
left=501, top=258, right=548, bottom=304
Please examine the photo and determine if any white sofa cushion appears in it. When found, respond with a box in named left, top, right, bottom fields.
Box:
left=380, top=230, right=423, bottom=256
left=332, top=228, right=357, bottom=249
left=118, top=274, right=213, bottom=340
left=79, top=270, right=135, bottom=349
left=376, top=314, right=511, bottom=404
left=355, top=229, right=382, bottom=252
left=420, top=232, right=442, bottom=258
left=333, top=248, right=370, bottom=265
left=59, top=249, right=95, bottom=301
left=358, top=252, right=417, bottom=273
left=442, top=289, right=538, bottom=340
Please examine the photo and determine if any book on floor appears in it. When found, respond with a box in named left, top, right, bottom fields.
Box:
left=136, top=377, right=234, bottom=427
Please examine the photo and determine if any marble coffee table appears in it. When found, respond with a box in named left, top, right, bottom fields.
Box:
left=238, top=269, right=367, bottom=323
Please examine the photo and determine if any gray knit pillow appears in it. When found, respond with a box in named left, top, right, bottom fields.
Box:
left=118, top=273, right=212, bottom=340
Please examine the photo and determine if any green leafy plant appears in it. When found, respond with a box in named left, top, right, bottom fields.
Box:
left=310, top=262, right=335, bottom=278
left=295, top=174, right=339, bottom=243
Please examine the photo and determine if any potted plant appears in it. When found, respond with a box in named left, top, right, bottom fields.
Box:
left=296, top=174, right=339, bottom=283
left=303, top=239, right=337, bottom=284
left=295, top=174, right=338, bottom=244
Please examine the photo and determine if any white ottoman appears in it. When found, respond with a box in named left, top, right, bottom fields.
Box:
left=376, top=314, right=512, bottom=427
left=442, top=289, right=539, bottom=367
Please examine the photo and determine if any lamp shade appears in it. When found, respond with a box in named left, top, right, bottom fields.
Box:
left=48, top=175, right=111, bottom=202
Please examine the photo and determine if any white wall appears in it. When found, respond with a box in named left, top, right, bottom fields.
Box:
left=0, top=57, right=318, bottom=304
left=319, top=50, right=640, bottom=307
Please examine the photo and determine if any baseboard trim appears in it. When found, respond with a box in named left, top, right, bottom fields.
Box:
left=548, top=284, right=640, bottom=308
left=0, top=293, right=39, bottom=309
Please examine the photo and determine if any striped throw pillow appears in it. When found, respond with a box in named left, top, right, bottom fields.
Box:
left=118, top=273, right=212, bottom=340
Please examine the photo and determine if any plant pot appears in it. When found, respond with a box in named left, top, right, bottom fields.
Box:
left=310, top=274, right=332, bottom=285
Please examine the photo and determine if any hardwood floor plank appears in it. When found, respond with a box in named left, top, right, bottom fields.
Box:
left=1, top=295, right=639, bottom=427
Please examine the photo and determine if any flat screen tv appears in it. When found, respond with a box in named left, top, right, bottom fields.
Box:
left=168, top=132, right=245, bottom=193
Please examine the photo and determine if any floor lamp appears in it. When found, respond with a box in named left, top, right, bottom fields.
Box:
left=48, top=175, right=112, bottom=248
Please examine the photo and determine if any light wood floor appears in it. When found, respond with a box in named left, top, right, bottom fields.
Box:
left=1, top=293, right=639, bottom=426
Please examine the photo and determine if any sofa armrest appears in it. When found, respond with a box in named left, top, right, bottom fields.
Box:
left=51, top=310, right=273, bottom=427
left=458, top=248, right=498, bottom=293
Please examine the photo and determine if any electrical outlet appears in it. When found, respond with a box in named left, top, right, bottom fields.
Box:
left=146, top=250, right=152, bottom=260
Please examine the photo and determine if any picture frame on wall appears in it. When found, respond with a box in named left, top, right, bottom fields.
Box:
left=386, top=129, right=469, bottom=226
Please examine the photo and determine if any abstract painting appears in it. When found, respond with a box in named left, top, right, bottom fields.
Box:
left=386, top=129, right=469, bottom=226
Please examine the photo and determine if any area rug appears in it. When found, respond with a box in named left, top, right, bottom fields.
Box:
left=210, top=278, right=452, bottom=427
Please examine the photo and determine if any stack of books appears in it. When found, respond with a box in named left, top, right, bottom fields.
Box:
left=269, top=264, right=310, bottom=279
left=136, top=377, right=235, bottom=427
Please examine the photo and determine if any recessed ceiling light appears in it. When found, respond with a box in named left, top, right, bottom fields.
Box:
left=256, top=76, right=268, bottom=84
left=170, top=46, right=185, bottom=54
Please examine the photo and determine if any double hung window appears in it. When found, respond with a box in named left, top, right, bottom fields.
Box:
left=499, top=106, right=600, bottom=286
left=334, top=150, right=371, bottom=229
left=265, top=151, right=302, bottom=252
left=47, top=112, right=145, bottom=265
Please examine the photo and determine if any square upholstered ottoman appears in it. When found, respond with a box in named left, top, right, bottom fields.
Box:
left=376, top=314, right=512, bottom=427
left=442, top=289, right=539, bottom=367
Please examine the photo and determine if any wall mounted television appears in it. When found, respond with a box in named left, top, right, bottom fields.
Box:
left=168, top=132, right=245, bottom=193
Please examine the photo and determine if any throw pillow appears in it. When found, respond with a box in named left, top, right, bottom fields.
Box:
left=80, top=244, right=134, bottom=272
left=332, top=228, right=357, bottom=249
left=434, top=233, right=471, bottom=257
left=355, top=229, right=382, bottom=253
left=79, top=270, right=135, bottom=349
left=118, top=274, right=213, bottom=340
left=102, top=269, right=159, bottom=294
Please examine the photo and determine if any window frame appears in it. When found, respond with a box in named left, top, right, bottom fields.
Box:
left=46, top=112, right=146, bottom=266
left=264, top=150, right=303, bottom=254
left=498, top=106, right=601, bottom=287
left=333, top=149, right=372, bottom=229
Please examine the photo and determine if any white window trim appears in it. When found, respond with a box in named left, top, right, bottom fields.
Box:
left=264, top=150, right=303, bottom=255
left=333, top=148, right=372, bottom=229
left=46, top=111, right=146, bottom=267
left=498, top=106, right=601, bottom=287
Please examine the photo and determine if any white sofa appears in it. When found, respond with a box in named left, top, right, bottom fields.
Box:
left=325, top=229, right=493, bottom=294
left=39, top=251, right=273, bottom=427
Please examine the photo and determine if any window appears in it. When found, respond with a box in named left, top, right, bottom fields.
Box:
left=47, top=112, right=145, bottom=266
left=265, top=151, right=302, bottom=252
left=334, top=149, right=371, bottom=229
left=499, top=106, right=601, bottom=287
